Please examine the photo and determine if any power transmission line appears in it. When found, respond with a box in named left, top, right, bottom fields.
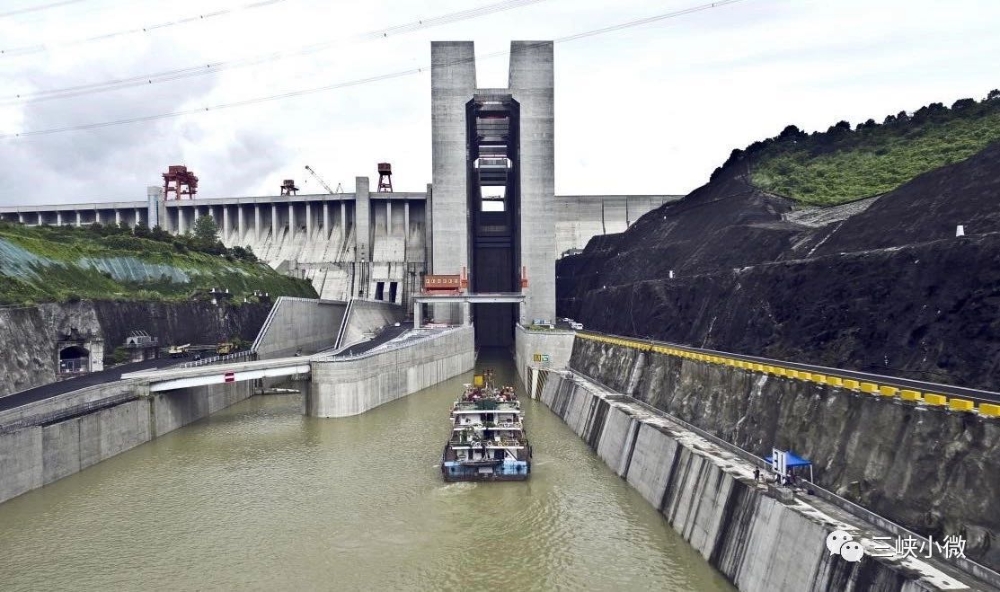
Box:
left=0, top=0, right=87, bottom=19
left=0, top=0, right=289, bottom=56
left=0, top=0, right=750, bottom=139
left=3, top=0, right=548, bottom=105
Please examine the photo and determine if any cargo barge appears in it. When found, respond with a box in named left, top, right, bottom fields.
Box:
left=441, top=370, right=531, bottom=482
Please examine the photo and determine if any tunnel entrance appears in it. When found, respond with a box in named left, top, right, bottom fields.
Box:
left=59, top=345, right=90, bottom=374
left=466, top=94, right=520, bottom=347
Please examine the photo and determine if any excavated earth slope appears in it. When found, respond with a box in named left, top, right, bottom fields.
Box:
left=558, top=141, right=1000, bottom=389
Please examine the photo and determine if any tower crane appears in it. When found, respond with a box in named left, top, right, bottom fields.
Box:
left=304, top=165, right=343, bottom=194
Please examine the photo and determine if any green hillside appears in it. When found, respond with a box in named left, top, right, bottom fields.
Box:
left=0, top=221, right=317, bottom=305
left=727, top=91, right=1000, bottom=205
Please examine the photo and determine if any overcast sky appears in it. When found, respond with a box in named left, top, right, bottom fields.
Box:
left=0, top=0, right=998, bottom=205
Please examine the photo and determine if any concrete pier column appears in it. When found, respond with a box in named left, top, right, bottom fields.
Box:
left=356, top=177, right=370, bottom=262
left=36, top=212, right=42, bottom=226
left=414, top=302, right=422, bottom=329
left=207, top=206, right=215, bottom=221
left=404, top=201, right=410, bottom=242
left=147, top=185, right=163, bottom=230
left=238, top=205, right=245, bottom=241
left=462, top=301, right=471, bottom=326
left=76, top=211, right=82, bottom=227
left=341, top=202, right=347, bottom=239
left=271, top=204, right=278, bottom=240
left=114, top=209, right=122, bottom=226
left=56, top=212, right=62, bottom=226
left=135, top=208, right=142, bottom=227
left=95, top=210, right=102, bottom=225
left=288, top=203, right=295, bottom=238
left=223, top=207, right=231, bottom=240
left=17, top=213, right=23, bottom=224
left=509, top=40, right=556, bottom=323
left=254, top=205, right=261, bottom=241
left=178, top=207, right=187, bottom=234
left=386, top=201, right=392, bottom=235
left=322, top=201, right=330, bottom=240
left=305, top=202, right=313, bottom=240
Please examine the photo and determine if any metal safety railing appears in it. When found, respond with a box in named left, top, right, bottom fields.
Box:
left=179, top=350, right=255, bottom=368
left=575, top=331, right=1000, bottom=411
left=0, top=389, right=140, bottom=434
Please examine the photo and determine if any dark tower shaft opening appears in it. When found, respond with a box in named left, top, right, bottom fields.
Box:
left=467, top=95, right=520, bottom=347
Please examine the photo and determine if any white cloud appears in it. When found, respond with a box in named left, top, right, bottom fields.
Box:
left=0, top=0, right=998, bottom=205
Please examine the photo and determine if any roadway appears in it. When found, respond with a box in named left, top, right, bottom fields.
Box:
left=332, top=322, right=414, bottom=356
left=0, top=356, right=181, bottom=413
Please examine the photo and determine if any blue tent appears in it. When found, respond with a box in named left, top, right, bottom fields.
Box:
left=764, top=450, right=814, bottom=482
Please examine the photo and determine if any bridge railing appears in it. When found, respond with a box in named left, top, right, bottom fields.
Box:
left=179, top=350, right=255, bottom=369
left=322, top=326, right=466, bottom=363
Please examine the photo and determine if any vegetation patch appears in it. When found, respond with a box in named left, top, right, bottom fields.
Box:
left=721, top=90, right=1000, bottom=205
left=0, top=218, right=317, bottom=305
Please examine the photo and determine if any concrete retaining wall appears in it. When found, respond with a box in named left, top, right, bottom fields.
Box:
left=151, top=381, right=254, bottom=436
left=570, top=336, right=1000, bottom=573
left=0, top=380, right=140, bottom=429
left=307, top=326, right=474, bottom=417
left=337, top=299, right=405, bottom=349
left=252, top=297, right=347, bottom=359
left=540, top=372, right=981, bottom=592
left=0, top=381, right=252, bottom=505
left=513, top=325, right=575, bottom=395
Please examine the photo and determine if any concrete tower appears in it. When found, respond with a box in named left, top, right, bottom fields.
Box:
left=430, top=41, right=555, bottom=347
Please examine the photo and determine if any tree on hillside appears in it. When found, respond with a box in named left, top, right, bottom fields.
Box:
left=193, top=215, right=219, bottom=246
left=777, top=125, right=807, bottom=142
left=952, top=98, right=976, bottom=111
left=986, top=89, right=1000, bottom=101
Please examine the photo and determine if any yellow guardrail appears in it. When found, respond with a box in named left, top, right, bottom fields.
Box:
left=576, top=331, right=998, bottom=419
left=924, top=394, right=948, bottom=406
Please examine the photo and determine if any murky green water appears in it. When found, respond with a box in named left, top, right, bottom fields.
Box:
left=0, top=356, right=733, bottom=591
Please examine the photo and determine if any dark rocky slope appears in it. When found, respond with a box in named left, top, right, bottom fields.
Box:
left=559, top=142, right=1000, bottom=389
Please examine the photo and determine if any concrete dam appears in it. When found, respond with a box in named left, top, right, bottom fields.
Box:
left=0, top=187, right=679, bottom=306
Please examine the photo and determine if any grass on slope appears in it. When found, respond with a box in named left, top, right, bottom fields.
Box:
left=0, top=222, right=317, bottom=305
left=744, top=94, right=1000, bottom=205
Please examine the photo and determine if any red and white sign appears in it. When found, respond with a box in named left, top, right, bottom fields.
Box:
left=224, top=372, right=235, bottom=383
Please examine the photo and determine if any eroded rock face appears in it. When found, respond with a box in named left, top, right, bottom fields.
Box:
left=571, top=339, right=1000, bottom=571
left=570, top=235, right=1000, bottom=390
left=0, top=302, right=101, bottom=395
left=0, top=301, right=270, bottom=397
